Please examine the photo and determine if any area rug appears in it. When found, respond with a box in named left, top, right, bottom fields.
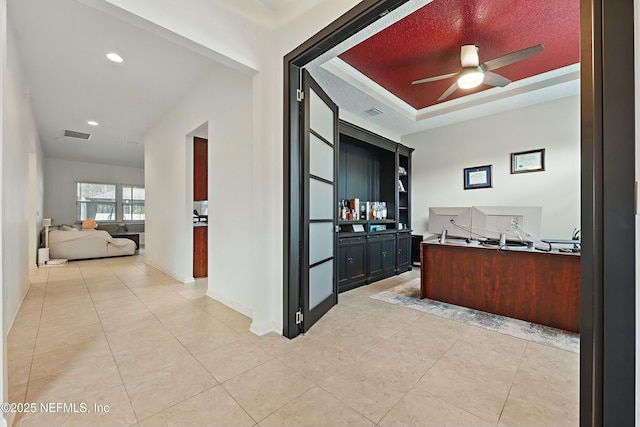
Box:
left=371, top=279, right=580, bottom=354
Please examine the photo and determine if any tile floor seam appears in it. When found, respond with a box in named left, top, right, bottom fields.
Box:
left=135, top=383, right=220, bottom=425
left=217, top=357, right=276, bottom=386
left=79, top=261, right=141, bottom=425
left=312, top=379, right=380, bottom=425
left=248, top=382, right=317, bottom=426
left=20, top=271, right=50, bottom=418
left=217, top=380, right=265, bottom=425
left=374, top=382, right=421, bottom=426
left=496, top=340, right=530, bottom=425
left=122, top=297, right=227, bottom=389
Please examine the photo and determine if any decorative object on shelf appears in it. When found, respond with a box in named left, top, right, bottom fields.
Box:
left=463, top=165, right=493, bottom=190
left=511, top=148, right=545, bottom=173
left=398, top=166, right=407, bottom=175
left=398, top=180, right=406, bottom=192
left=350, top=198, right=360, bottom=220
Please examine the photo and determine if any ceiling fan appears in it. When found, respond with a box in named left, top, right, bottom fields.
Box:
left=411, top=44, right=544, bottom=101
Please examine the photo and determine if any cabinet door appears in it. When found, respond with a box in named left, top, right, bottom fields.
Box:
left=397, top=233, right=411, bottom=272
left=338, top=241, right=350, bottom=288
left=367, top=237, right=384, bottom=277
left=193, top=226, right=208, bottom=278
left=193, top=137, right=208, bottom=201
left=349, top=238, right=367, bottom=282
left=381, top=237, right=397, bottom=274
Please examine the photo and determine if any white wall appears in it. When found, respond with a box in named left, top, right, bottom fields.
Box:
left=28, top=149, right=44, bottom=269
left=144, top=65, right=254, bottom=318
left=95, top=0, right=362, bottom=335
left=3, top=23, right=43, bottom=328
left=405, top=95, right=580, bottom=239
left=43, top=158, right=143, bottom=226
left=0, top=0, right=7, bottom=423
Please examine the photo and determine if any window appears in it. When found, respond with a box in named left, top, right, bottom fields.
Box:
left=76, top=182, right=145, bottom=222
left=77, top=183, right=116, bottom=221
left=122, top=185, right=145, bottom=221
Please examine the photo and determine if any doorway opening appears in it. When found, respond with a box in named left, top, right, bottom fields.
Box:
left=187, top=122, right=209, bottom=280
left=283, top=0, right=636, bottom=424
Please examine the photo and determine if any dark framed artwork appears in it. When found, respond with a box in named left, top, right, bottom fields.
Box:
left=511, top=148, right=545, bottom=174
left=463, top=165, right=493, bottom=190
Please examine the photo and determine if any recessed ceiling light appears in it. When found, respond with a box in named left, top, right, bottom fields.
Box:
left=87, top=120, right=99, bottom=126
left=106, top=52, right=124, bottom=63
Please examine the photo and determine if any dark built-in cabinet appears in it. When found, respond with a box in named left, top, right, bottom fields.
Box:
left=193, top=137, right=208, bottom=278
left=338, top=236, right=367, bottom=292
left=337, top=121, right=414, bottom=293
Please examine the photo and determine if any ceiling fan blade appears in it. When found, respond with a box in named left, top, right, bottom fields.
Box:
left=483, top=71, right=511, bottom=87
left=411, top=72, right=458, bottom=85
left=460, top=45, right=479, bottom=67
left=483, top=44, right=544, bottom=71
left=437, top=81, right=459, bottom=101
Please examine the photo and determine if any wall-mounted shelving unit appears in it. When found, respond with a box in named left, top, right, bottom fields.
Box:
left=337, top=121, right=414, bottom=292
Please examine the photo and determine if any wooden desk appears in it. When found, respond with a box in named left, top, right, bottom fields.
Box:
left=420, top=242, right=580, bottom=333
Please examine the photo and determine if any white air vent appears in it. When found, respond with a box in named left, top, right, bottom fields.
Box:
left=365, top=107, right=383, bottom=116
left=64, top=130, right=91, bottom=140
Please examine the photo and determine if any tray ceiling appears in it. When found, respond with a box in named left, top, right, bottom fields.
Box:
left=339, top=0, right=580, bottom=110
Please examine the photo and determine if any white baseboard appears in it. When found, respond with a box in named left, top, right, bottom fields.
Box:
left=249, top=320, right=280, bottom=336
left=7, top=283, right=31, bottom=334
left=205, top=289, right=253, bottom=319
left=143, top=259, right=192, bottom=283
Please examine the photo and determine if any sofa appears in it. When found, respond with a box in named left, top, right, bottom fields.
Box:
left=48, top=228, right=136, bottom=260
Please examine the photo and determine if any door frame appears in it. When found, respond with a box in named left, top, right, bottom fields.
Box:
left=283, top=1, right=637, bottom=424
left=283, top=0, right=408, bottom=338
left=580, top=1, right=635, bottom=425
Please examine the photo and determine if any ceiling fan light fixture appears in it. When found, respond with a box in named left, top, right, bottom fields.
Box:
left=457, top=69, right=484, bottom=89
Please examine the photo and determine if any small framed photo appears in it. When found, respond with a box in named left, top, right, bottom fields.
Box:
left=463, top=165, right=492, bottom=190
left=511, top=148, right=545, bottom=174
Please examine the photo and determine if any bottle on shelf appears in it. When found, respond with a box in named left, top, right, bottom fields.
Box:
left=381, top=202, right=387, bottom=219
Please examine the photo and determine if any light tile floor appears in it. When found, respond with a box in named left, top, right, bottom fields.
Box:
left=8, top=253, right=579, bottom=426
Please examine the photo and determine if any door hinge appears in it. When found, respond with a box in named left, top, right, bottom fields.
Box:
left=295, top=310, right=303, bottom=325
left=297, top=89, right=304, bottom=102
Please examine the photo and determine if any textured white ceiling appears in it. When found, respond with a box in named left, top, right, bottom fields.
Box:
left=8, top=0, right=221, bottom=168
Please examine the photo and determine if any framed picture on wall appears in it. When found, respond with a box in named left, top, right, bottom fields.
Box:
left=463, top=165, right=493, bottom=190
left=511, top=148, right=545, bottom=173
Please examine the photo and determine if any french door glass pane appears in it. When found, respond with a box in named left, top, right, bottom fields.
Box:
left=310, top=89, right=334, bottom=145
left=309, top=259, right=333, bottom=309
left=309, top=222, right=333, bottom=265
left=309, top=178, right=333, bottom=220
left=309, top=133, right=334, bottom=182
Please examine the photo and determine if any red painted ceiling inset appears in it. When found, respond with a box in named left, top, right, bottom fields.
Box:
left=339, top=0, right=580, bottom=110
